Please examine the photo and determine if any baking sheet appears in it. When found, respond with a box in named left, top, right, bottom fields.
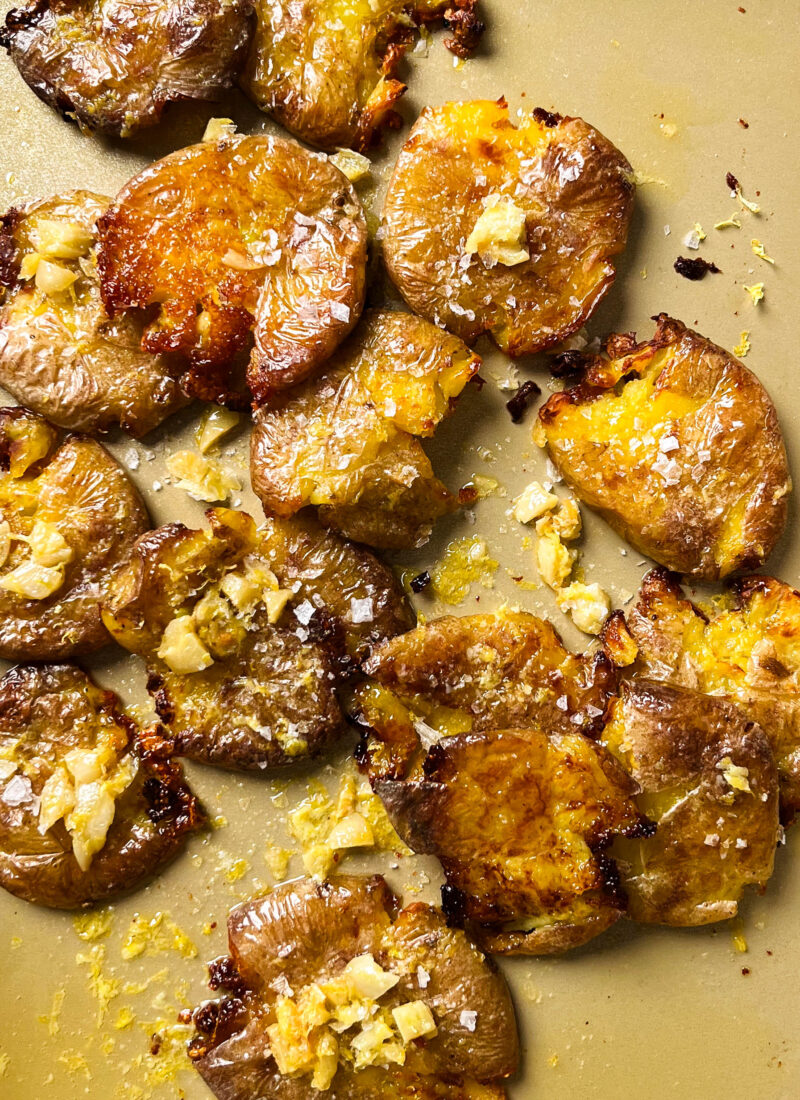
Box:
left=1, top=0, right=799, bottom=1096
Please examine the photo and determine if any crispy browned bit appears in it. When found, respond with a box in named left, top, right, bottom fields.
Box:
left=674, top=255, right=721, bottom=280
left=410, top=570, right=431, bottom=593
left=505, top=379, right=541, bottom=423
left=548, top=349, right=590, bottom=378
left=726, top=171, right=741, bottom=191
left=738, top=118, right=750, bottom=128
left=443, top=0, right=485, bottom=58
left=532, top=106, right=562, bottom=127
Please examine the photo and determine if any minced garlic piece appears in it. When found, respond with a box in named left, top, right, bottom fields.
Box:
left=512, top=481, right=558, bottom=524
left=263, top=588, right=292, bottom=624
left=549, top=498, right=582, bottom=540
left=535, top=522, right=576, bottom=590
left=195, top=406, right=241, bottom=453
left=29, top=219, right=92, bottom=260
left=203, top=117, right=237, bottom=142
left=351, top=1017, right=405, bottom=1070
left=39, top=765, right=75, bottom=834
left=465, top=195, right=530, bottom=267
left=0, top=522, right=10, bottom=571
left=751, top=239, right=775, bottom=264
left=34, top=259, right=78, bottom=295
left=66, top=755, right=137, bottom=871
left=329, top=148, right=372, bottom=182
left=157, top=616, right=214, bottom=674
left=326, top=811, right=374, bottom=850
left=431, top=536, right=498, bottom=605
left=532, top=419, right=547, bottom=448
left=166, top=450, right=240, bottom=502
left=0, top=560, right=64, bottom=599
left=556, top=582, right=611, bottom=635
left=717, top=756, right=752, bottom=794
left=19, top=253, right=40, bottom=280
left=342, top=955, right=399, bottom=1000
left=391, top=1001, right=437, bottom=1044
left=28, top=520, right=73, bottom=567
left=744, top=282, right=765, bottom=305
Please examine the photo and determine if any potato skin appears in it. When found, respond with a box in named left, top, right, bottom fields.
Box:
left=539, top=314, right=790, bottom=581
left=0, top=191, right=187, bottom=436
left=0, top=0, right=252, bottom=137
left=97, top=134, right=367, bottom=406
left=0, top=407, right=150, bottom=660
left=602, top=680, right=779, bottom=925
left=250, top=310, right=480, bottom=549
left=189, top=874, right=518, bottom=1098
left=382, top=99, right=633, bottom=355
left=0, top=664, right=202, bottom=909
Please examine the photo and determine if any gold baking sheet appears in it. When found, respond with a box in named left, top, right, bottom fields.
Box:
left=0, top=1, right=799, bottom=1096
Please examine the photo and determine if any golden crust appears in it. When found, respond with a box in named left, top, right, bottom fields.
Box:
left=382, top=98, right=633, bottom=354
left=539, top=315, right=791, bottom=580
left=0, top=0, right=252, bottom=136
left=97, top=134, right=367, bottom=406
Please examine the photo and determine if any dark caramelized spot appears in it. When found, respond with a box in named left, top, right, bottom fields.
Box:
left=505, top=379, right=542, bottom=422
left=674, top=256, right=721, bottom=280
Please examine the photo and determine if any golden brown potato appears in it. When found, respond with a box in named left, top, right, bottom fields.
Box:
left=102, top=508, right=411, bottom=771
left=351, top=610, right=617, bottom=780
left=250, top=310, right=480, bottom=549
left=603, top=568, right=800, bottom=818
left=375, top=729, right=649, bottom=955
left=602, top=680, right=779, bottom=925
left=539, top=315, right=790, bottom=581
left=0, top=0, right=252, bottom=137
left=0, top=663, right=202, bottom=909
left=97, top=133, right=367, bottom=406
left=0, top=190, right=187, bottom=436
left=382, top=99, right=633, bottom=355
left=241, top=0, right=484, bottom=152
left=0, top=407, right=149, bottom=660
left=189, top=874, right=518, bottom=1098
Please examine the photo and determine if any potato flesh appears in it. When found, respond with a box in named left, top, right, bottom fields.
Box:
left=0, top=0, right=252, bottom=136
left=539, top=315, right=790, bottom=580
left=382, top=99, right=634, bottom=354
left=250, top=310, right=479, bottom=548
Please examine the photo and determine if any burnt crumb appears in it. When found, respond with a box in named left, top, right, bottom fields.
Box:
left=441, top=883, right=469, bottom=926
left=548, top=350, right=588, bottom=379
left=410, top=570, right=431, bottom=594
left=674, top=256, right=721, bottom=280
left=741, top=967, right=751, bottom=976
left=738, top=118, right=750, bottom=129
left=533, top=107, right=562, bottom=128
left=505, top=379, right=542, bottom=423
left=149, top=1033, right=163, bottom=1056
left=208, top=955, right=247, bottom=996
left=189, top=996, right=247, bottom=1059
left=726, top=171, right=740, bottom=192
left=443, top=0, right=485, bottom=58
left=142, top=776, right=184, bottom=823
left=458, top=484, right=479, bottom=506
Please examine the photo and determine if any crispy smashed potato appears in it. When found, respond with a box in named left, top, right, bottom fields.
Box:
left=97, top=134, right=367, bottom=406
left=602, top=680, right=779, bottom=925
left=102, top=508, right=410, bottom=771
left=0, top=407, right=149, bottom=660
left=382, top=98, right=633, bottom=355
left=0, top=664, right=202, bottom=908
left=375, top=729, right=649, bottom=955
left=352, top=610, right=617, bottom=780
left=0, top=190, right=186, bottom=436
left=251, top=310, right=480, bottom=549
left=0, top=0, right=252, bottom=137
left=539, top=315, right=790, bottom=580
left=604, top=568, right=800, bottom=817
left=189, top=874, right=517, bottom=1097
left=242, top=0, right=484, bottom=151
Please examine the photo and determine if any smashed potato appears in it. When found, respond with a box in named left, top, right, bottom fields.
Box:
left=102, top=508, right=410, bottom=771
left=0, top=664, right=202, bottom=908
left=604, top=568, right=800, bottom=817
left=0, top=407, right=149, bottom=660
left=250, top=310, right=480, bottom=549
left=382, top=99, right=633, bottom=355
left=375, top=729, right=649, bottom=955
left=539, top=315, right=790, bottom=580
left=602, top=680, right=779, bottom=925
left=352, top=610, right=617, bottom=780
left=0, top=0, right=252, bottom=136
left=97, top=134, right=367, bottom=406
left=242, top=0, right=484, bottom=151
left=0, top=190, right=187, bottom=436
left=189, top=874, right=518, bottom=1097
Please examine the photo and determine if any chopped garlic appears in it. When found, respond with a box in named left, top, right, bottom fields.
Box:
left=535, top=522, right=576, bottom=589
left=326, top=812, right=374, bottom=850
left=512, top=481, right=558, bottom=524
left=351, top=1018, right=404, bottom=1070
left=221, top=248, right=263, bottom=271
left=329, top=148, right=372, bottom=182
left=392, top=1001, right=437, bottom=1043
left=465, top=195, right=530, bottom=267
left=0, top=520, right=11, bottom=569
left=717, top=756, right=752, bottom=794
left=0, top=560, right=64, bottom=599
left=203, top=117, right=237, bottom=143
left=34, top=259, right=78, bottom=295
left=744, top=282, right=764, bottom=305
left=263, top=588, right=292, bottom=624
left=751, top=239, right=775, bottom=264
left=166, top=450, right=240, bottom=502
left=38, top=765, right=75, bottom=834
left=19, top=252, right=40, bottom=280
left=342, top=955, right=400, bottom=1000
left=157, top=616, right=214, bottom=674
left=28, top=520, right=73, bottom=567
left=550, top=498, right=582, bottom=540
left=29, top=219, right=92, bottom=260
left=311, top=1031, right=339, bottom=1090
left=556, top=582, right=611, bottom=635
left=195, top=406, right=241, bottom=453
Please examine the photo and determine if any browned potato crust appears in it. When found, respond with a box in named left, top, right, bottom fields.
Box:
left=102, top=508, right=410, bottom=771
left=0, top=0, right=252, bottom=137
left=602, top=680, right=779, bottom=925
left=189, top=874, right=518, bottom=1097
left=0, top=664, right=202, bottom=908
left=352, top=610, right=617, bottom=780
left=250, top=310, right=480, bottom=549
left=97, top=134, right=367, bottom=406
left=241, top=0, right=483, bottom=152
left=603, top=568, right=800, bottom=817
left=375, top=729, right=649, bottom=955
left=382, top=99, right=634, bottom=355
left=0, top=190, right=187, bottom=436
left=0, top=407, right=150, bottom=660
left=539, top=315, right=790, bottom=581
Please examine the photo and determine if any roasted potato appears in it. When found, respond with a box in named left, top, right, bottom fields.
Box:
left=603, top=568, right=800, bottom=817
left=97, top=133, right=367, bottom=406
left=382, top=99, right=634, bottom=355
left=250, top=310, right=480, bottom=549
left=0, top=663, right=202, bottom=908
left=102, top=507, right=411, bottom=771
left=375, top=729, right=649, bottom=955
left=602, top=680, right=779, bottom=925
left=0, top=0, right=252, bottom=137
left=189, top=874, right=518, bottom=1098
left=351, top=610, right=617, bottom=780
left=538, top=315, right=790, bottom=580
left=0, top=190, right=187, bottom=436
left=0, top=407, right=149, bottom=660
left=241, top=0, right=484, bottom=152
